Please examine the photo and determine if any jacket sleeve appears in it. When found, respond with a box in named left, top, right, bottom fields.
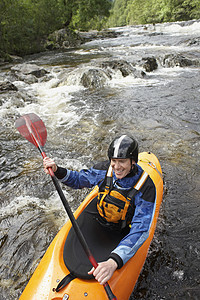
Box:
left=56, top=166, right=106, bottom=189
left=109, top=191, right=156, bottom=268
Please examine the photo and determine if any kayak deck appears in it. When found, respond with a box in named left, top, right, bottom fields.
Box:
left=64, top=197, right=129, bottom=279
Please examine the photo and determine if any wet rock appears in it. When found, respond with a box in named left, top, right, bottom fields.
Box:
left=100, top=60, right=145, bottom=78
left=0, top=81, right=18, bottom=92
left=0, top=233, right=8, bottom=249
left=45, top=28, right=82, bottom=50
left=0, top=52, right=23, bottom=64
left=11, top=63, right=48, bottom=78
left=142, top=57, right=158, bottom=72
left=10, top=63, right=49, bottom=83
left=186, top=37, right=200, bottom=46
left=19, top=74, right=38, bottom=84
left=147, top=32, right=164, bottom=37
left=8, top=55, right=23, bottom=63
left=162, top=54, right=199, bottom=67
left=80, top=68, right=110, bottom=89
left=79, top=29, right=120, bottom=42
left=101, top=60, right=133, bottom=77
left=96, top=29, right=120, bottom=39
left=45, top=27, right=120, bottom=50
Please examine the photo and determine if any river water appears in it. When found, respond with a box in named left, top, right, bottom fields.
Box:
left=0, top=20, right=199, bottom=299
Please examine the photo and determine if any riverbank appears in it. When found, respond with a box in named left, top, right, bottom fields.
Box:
left=0, top=27, right=119, bottom=65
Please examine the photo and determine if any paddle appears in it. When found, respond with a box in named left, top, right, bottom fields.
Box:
left=15, top=113, right=117, bottom=300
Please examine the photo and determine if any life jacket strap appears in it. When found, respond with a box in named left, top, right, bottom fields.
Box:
left=121, top=197, right=131, bottom=220
left=134, top=171, right=149, bottom=190
left=99, top=190, right=109, bottom=207
left=104, top=164, right=113, bottom=190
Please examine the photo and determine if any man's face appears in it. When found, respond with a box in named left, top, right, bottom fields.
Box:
left=110, top=158, right=134, bottom=179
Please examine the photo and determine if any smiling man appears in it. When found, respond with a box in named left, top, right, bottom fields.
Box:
left=43, top=134, right=156, bottom=285
left=110, top=158, right=133, bottom=179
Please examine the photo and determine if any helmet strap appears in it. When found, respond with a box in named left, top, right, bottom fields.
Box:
left=128, top=159, right=137, bottom=176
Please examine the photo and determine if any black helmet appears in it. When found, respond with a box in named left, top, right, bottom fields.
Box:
left=108, top=135, right=138, bottom=163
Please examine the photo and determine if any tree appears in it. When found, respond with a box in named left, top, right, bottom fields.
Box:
left=70, top=0, right=112, bottom=30
left=0, top=0, right=113, bottom=56
left=108, top=0, right=200, bottom=26
left=107, top=0, right=129, bottom=27
left=0, top=0, right=64, bottom=55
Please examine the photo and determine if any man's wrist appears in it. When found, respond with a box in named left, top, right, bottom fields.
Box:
left=109, top=253, right=123, bottom=269
left=108, top=258, right=118, bottom=269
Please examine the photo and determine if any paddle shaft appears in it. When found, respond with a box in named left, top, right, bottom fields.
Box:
left=22, top=115, right=117, bottom=300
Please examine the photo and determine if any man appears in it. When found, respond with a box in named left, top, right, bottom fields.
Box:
left=43, top=134, right=156, bottom=285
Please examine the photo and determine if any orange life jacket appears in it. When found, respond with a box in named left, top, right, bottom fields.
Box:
left=97, top=165, right=149, bottom=230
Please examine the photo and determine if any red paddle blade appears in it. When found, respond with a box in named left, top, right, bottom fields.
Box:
left=15, top=113, right=47, bottom=147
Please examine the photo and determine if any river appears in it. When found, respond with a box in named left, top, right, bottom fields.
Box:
left=0, top=20, right=199, bottom=299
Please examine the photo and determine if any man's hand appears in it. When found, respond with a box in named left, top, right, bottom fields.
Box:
left=88, top=258, right=118, bottom=285
left=43, top=157, right=57, bottom=174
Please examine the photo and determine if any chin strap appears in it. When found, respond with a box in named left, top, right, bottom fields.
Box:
left=128, top=160, right=137, bottom=176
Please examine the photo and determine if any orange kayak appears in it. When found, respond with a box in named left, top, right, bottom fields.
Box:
left=19, top=152, right=163, bottom=300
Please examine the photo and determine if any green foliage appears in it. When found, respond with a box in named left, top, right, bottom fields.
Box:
left=107, top=0, right=129, bottom=27
left=108, top=0, right=200, bottom=27
left=69, top=0, right=112, bottom=31
left=0, top=0, right=112, bottom=56
left=182, top=0, right=200, bottom=19
left=0, top=0, right=63, bottom=55
left=0, top=0, right=199, bottom=57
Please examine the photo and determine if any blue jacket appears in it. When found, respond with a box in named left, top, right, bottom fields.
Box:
left=55, top=161, right=156, bottom=268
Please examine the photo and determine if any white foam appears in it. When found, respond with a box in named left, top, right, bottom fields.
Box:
left=173, top=270, right=184, bottom=280
left=15, top=75, right=84, bottom=129
left=108, top=72, right=162, bottom=88
left=0, top=191, right=71, bottom=219
left=159, top=21, right=200, bottom=36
